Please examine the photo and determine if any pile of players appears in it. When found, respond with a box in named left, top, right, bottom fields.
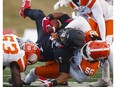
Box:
left=3, top=0, right=113, bottom=87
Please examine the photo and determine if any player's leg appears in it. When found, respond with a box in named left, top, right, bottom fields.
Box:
left=23, top=68, right=38, bottom=85
left=24, top=9, right=48, bottom=44
left=10, top=62, right=22, bottom=87
left=19, top=0, right=49, bottom=44
left=70, top=63, right=89, bottom=83
left=89, top=19, right=113, bottom=87
left=24, top=61, right=59, bottom=84
left=106, top=19, right=113, bottom=70
left=35, top=61, right=59, bottom=78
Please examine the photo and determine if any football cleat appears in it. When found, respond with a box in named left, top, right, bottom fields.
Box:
left=89, top=78, right=112, bottom=87
left=19, top=0, right=31, bottom=18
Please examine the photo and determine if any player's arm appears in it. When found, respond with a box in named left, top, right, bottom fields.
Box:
left=10, top=62, right=22, bottom=87
left=56, top=72, right=69, bottom=84
left=55, top=63, right=70, bottom=85
left=91, top=0, right=106, bottom=41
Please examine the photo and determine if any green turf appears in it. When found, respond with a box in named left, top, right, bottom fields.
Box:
left=3, top=62, right=113, bottom=84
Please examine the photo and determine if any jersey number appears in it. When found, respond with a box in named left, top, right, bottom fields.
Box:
left=3, top=36, right=19, bottom=54
left=85, top=67, right=95, bottom=76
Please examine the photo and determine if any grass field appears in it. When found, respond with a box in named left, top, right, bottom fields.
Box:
left=3, top=62, right=113, bottom=87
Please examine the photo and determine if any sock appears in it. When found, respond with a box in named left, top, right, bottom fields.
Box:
left=24, top=68, right=37, bottom=84
left=102, top=60, right=111, bottom=82
left=108, top=44, right=113, bottom=70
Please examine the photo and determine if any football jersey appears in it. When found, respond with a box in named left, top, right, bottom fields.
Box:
left=3, top=34, right=27, bottom=72
left=70, top=0, right=113, bottom=41
left=74, top=50, right=99, bottom=76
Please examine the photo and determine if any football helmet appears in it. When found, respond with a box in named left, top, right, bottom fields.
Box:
left=23, top=41, right=40, bottom=65
left=81, top=40, right=110, bottom=61
left=58, top=28, right=85, bottom=49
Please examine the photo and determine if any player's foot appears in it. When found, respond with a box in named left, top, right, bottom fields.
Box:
left=19, top=0, right=31, bottom=18
left=59, top=81, right=68, bottom=86
left=7, top=77, right=13, bottom=84
left=89, top=78, right=112, bottom=87
left=23, top=81, right=31, bottom=85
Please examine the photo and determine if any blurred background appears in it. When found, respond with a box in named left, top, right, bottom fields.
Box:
left=3, top=0, right=73, bottom=36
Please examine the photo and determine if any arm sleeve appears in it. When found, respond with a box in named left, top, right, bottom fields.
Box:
left=91, top=0, right=106, bottom=41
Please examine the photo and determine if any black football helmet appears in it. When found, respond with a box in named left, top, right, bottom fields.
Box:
left=58, top=28, right=85, bottom=49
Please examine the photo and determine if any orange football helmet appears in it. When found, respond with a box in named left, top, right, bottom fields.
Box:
left=81, top=40, right=110, bottom=61
left=23, top=42, right=41, bottom=65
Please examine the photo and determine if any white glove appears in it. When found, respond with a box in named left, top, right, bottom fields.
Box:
left=72, top=11, right=78, bottom=19
left=54, top=0, right=71, bottom=10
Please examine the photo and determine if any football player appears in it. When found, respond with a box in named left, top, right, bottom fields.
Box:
left=3, top=34, right=41, bottom=87
left=54, top=0, right=113, bottom=86
left=19, top=0, right=86, bottom=87
left=19, top=0, right=110, bottom=87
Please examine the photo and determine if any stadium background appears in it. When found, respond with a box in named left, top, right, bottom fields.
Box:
left=3, top=0, right=113, bottom=87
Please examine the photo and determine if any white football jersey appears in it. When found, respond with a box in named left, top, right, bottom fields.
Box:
left=3, top=34, right=27, bottom=72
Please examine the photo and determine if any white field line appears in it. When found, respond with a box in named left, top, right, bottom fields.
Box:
left=3, top=81, right=90, bottom=87
left=3, top=81, right=113, bottom=87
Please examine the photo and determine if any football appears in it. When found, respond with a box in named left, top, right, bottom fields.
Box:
left=50, top=19, right=60, bottom=31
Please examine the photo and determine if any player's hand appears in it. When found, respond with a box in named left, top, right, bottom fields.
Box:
left=19, top=0, right=31, bottom=18
left=42, top=17, right=55, bottom=34
left=39, top=76, right=52, bottom=87
left=54, top=0, right=70, bottom=10
left=41, top=79, right=53, bottom=87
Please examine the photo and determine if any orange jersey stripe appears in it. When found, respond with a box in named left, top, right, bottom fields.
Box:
left=80, top=0, right=89, bottom=6
left=16, top=55, right=27, bottom=72
left=87, top=0, right=96, bottom=8
left=105, top=20, right=113, bottom=36
left=69, top=2, right=75, bottom=9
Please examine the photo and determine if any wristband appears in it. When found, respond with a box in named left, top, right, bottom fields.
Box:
left=51, top=79, right=57, bottom=86
left=47, top=14, right=54, bottom=20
